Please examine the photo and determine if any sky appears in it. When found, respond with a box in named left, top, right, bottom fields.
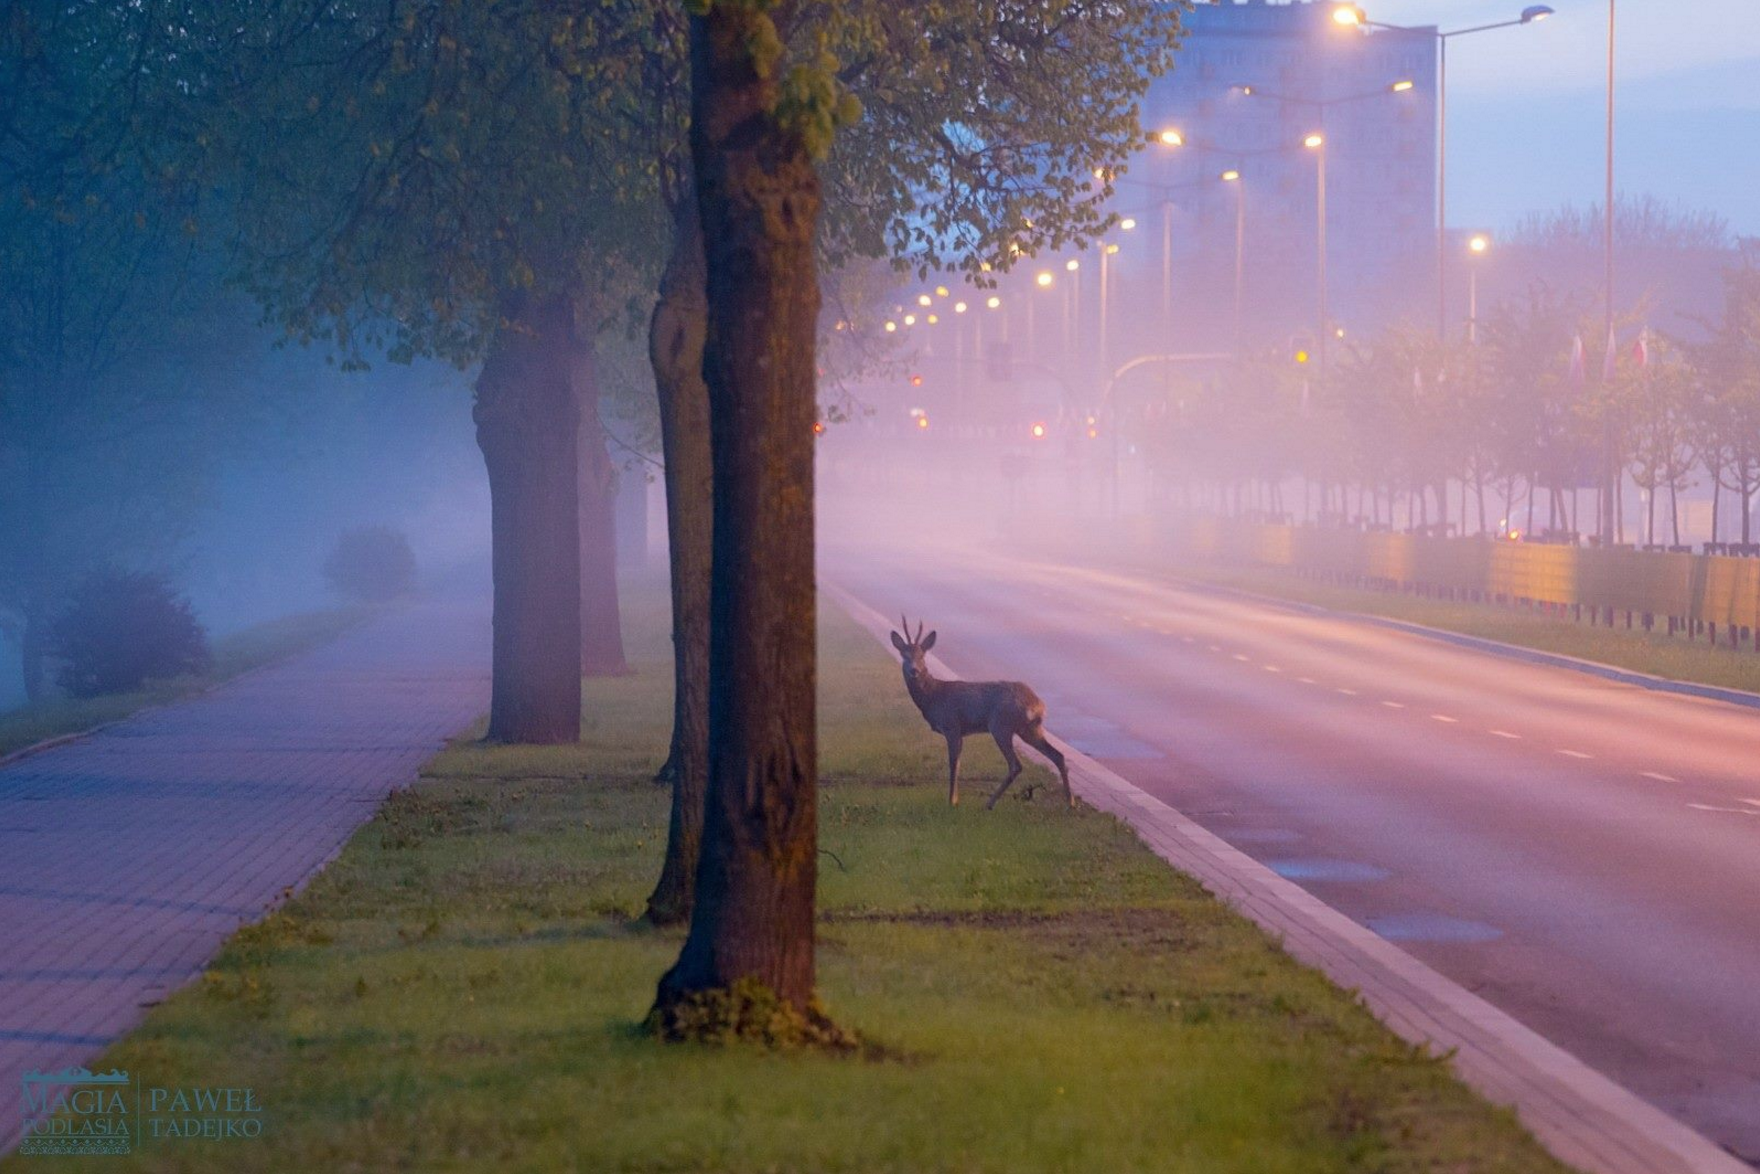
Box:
left=1365, top=0, right=1760, bottom=236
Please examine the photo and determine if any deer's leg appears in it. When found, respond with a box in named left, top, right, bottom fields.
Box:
left=1022, top=728, right=1074, bottom=808
left=945, top=733, right=963, bottom=806
left=986, top=727, right=1025, bottom=810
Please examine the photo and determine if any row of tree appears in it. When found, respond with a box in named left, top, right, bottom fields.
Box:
left=1150, top=244, right=1760, bottom=547
left=5, top=1, right=1182, bottom=1035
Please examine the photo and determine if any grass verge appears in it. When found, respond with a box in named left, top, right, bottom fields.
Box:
left=1163, top=558, right=1760, bottom=697
left=12, top=584, right=1566, bottom=1173
left=0, top=605, right=378, bottom=759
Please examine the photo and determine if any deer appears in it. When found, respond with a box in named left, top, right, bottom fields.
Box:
left=889, top=615, right=1073, bottom=810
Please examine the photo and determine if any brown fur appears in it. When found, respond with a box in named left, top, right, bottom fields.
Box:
left=890, top=618, right=1073, bottom=809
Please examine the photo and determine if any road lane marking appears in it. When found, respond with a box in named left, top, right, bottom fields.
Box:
left=1336, top=687, right=1359, bottom=696
left=1209, top=644, right=1222, bottom=652
left=1430, top=714, right=1458, bottom=723
left=1641, top=771, right=1680, bottom=784
left=1744, top=799, right=1760, bottom=809
left=1688, top=803, right=1760, bottom=816
left=1298, top=677, right=1317, bottom=685
left=1264, top=665, right=1283, bottom=674
left=1382, top=701, right=1406, bottom=709
left=1558, top=749, right=1592, bottom=759
left=1489, top=730, right=1521, bottom=739
left=1233, top=654, right=1251, bottom=662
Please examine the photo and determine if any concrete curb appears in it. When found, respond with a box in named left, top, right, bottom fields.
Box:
left=824, top=578, right=1752, bottom=1174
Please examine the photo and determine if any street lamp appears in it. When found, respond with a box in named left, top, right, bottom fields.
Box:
left=1221, top=169, right=1246, bottom=353
left=1466, top=233, right=1490, bottom=344
left=1334, top=4, right=1555, bottom=339
left=1304, top=133, right=1328, bottom=365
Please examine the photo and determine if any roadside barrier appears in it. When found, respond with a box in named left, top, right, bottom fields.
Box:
left=1092, top=516, right=1760, bottom=648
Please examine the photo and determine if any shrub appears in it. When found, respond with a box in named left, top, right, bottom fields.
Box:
left=51, top=570, right=211, bottom=698
left=323, top=525, right=417, bottom=603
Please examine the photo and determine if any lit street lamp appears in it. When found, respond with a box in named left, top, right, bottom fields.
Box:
left=1304, top=133, right=1328, bottom=365
left=1221, top=169, right=1246, bottom=354
left=1466, top=233, right=1490, bottom=344
left=1332, top=4, right=1555, bottom=340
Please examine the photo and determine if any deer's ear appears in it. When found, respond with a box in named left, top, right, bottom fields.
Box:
left=921, top=630, right=937, bottom=651
left=889, top=631, right=908, bottom=654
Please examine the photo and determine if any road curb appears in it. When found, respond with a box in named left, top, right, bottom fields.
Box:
left=824, top=577, right=1753, bottom=1174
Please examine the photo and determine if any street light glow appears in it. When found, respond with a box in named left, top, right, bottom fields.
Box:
left=926, top=313, right=939, bottom=324
left=1469, top=234, right=1491, bottom=254
left=1158, top=128, right=1184, bottom=147
left=1065, top=259, right=1080, bottom=272
left=1120, top=217, right=1137, bottom=231
left=954, top=301, right=968, bottom=313
left=1331, top=4, right=1363, bottom=26
left=1304, top=133, right=1325, bottom=149
left=935, top=285, right=950, bottom=297
left=903, top=314, right=916, bottom=325
left=917, top=294, right=932, bottom=307
left=1104, top=243, right=1120, bottom=255
left=1036, top=271, right=1054, bottom=288
left=884, top=321, right=897, bottom=332
left=986, top=295, right=1001, bottom=309
left=1221, top=169, right=1241, bottom=182
left=1521, top=5, right=1554, bottom=22
left=1391, top=80, right=1415, bottom=92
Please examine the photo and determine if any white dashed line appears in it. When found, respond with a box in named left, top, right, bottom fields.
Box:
left=1688, top=803, right=1760, bottom=816
left=1264, top=665, right=1283, bottom=674
left=1297, top=677, right=1317, bottom=685
left=1489, top=730, right=1521, bottom=740
left=1336, top=687, right=1359, bottom=696
left=1558, top=749, right=1593, bottom=759
left=1641, top=771, right=1680, bottom=784
left=1233, top=654, right=1251, bottom=662
left=1209, top=644, right=1222, bottom=653
left=1430, top=714, right=1458, bottom=724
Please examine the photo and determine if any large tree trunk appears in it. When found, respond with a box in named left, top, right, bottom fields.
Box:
left=577, top=328, right=631, bottom=678
left=652, top=6, right=830, bottom=1037
left=646, top=193, right=713, bottom=927
left=474, top=293, right=583, bottom=745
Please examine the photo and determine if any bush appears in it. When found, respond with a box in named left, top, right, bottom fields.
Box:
left=323, top=525, right=417, bottom=603
left=51, top=570, right=211, bottom=698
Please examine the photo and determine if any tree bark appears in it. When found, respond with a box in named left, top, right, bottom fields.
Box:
left=576, top=327, right=632, bottom=678
left=474, top=293, right=583, bottom=745
left=652, top=5, right=826, bottom=1031
left=646, top=193, right=713, bottom=927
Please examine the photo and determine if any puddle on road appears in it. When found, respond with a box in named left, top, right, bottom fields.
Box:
left=1366, top=913, right=1503, bottom=943
left=1266, top=857, right=1392, bottom=883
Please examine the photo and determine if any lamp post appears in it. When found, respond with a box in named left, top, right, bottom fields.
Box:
left=1221, top=169, right=1246, bottom=355
left=1234, top=81, right=1413, bottom=366
left=1466, top=233, right=1490, bottom=344
left=1331, top=4, right=1554, bottom=340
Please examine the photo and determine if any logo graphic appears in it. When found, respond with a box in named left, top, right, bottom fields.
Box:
left=19, top=1068, right=132, bottom=1157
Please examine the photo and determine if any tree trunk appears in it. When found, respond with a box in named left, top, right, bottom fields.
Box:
left=647, top=193, right=713, bottom=927
left=652, top=6, right=828, bottom=1036
left=577, top=328, right=631, bottom=678
left=474, top=293, right=583, bottom=745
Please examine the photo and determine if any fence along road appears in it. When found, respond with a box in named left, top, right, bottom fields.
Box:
left=828, top=539, right=1760, bottom=1167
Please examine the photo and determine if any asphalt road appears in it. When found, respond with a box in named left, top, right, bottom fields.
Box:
left=829, top=544, right=1760, bottom=1166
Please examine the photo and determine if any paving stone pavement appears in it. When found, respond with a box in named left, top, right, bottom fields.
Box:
left=0, top=596, right=490, bottom=1152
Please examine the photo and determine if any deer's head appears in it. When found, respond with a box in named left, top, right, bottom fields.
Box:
left=889, top=614, right=938, bottom=683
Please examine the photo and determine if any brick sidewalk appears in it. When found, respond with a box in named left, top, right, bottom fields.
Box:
left=0, top=597, right=489, bottom=1152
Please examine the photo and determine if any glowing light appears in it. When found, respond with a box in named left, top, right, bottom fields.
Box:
left=1105, top=243, right=1120, bottom=255
left=1036, top=271, right=1054, bottom=288
left=954, top=301, right=968, bottom=314
left=935, top=285, right=950, bottom=297
left=813, top=421, right=826, bottom=435
left=986, top=295, right=1002, bottom=309
left=1391, top=79, right=1415, bottom=92
left=1469, top=233, right=1491, bottom=254
left=1120, top=217, right=1137, bottom=231
left=1065, top=259, right=1080, bottom=272
left=917, top=294, right=932, bottom=307
left=1295, top=349, right=1311, bottom=364
left=1220, top=169, right=1241, bottom=182
left=926, top=313, right=939, bottom=324
left=1331, top=4, right=1363, bottom=26
left=903, top=314, right=916, bottom=325
left=1335, top=327, right=1347, bottom=339
left=884, top=321, right=897, bottom=333
left=910, top=374, right=924, bottom=387
left=1030, top=422, right=1047, bottom=439
left=1087, top=427, right=1098, bottom=439
left=1304, top=133, right=1325, bottom=149
left=1158, top=128, right=1184, bottom=147
left=916, top=415, right=930, bottom=430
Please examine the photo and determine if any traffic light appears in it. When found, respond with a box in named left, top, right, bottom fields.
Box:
left=1289, top=333, right=1316, bottom=366
left=910, top=373, right=924, bottom=387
